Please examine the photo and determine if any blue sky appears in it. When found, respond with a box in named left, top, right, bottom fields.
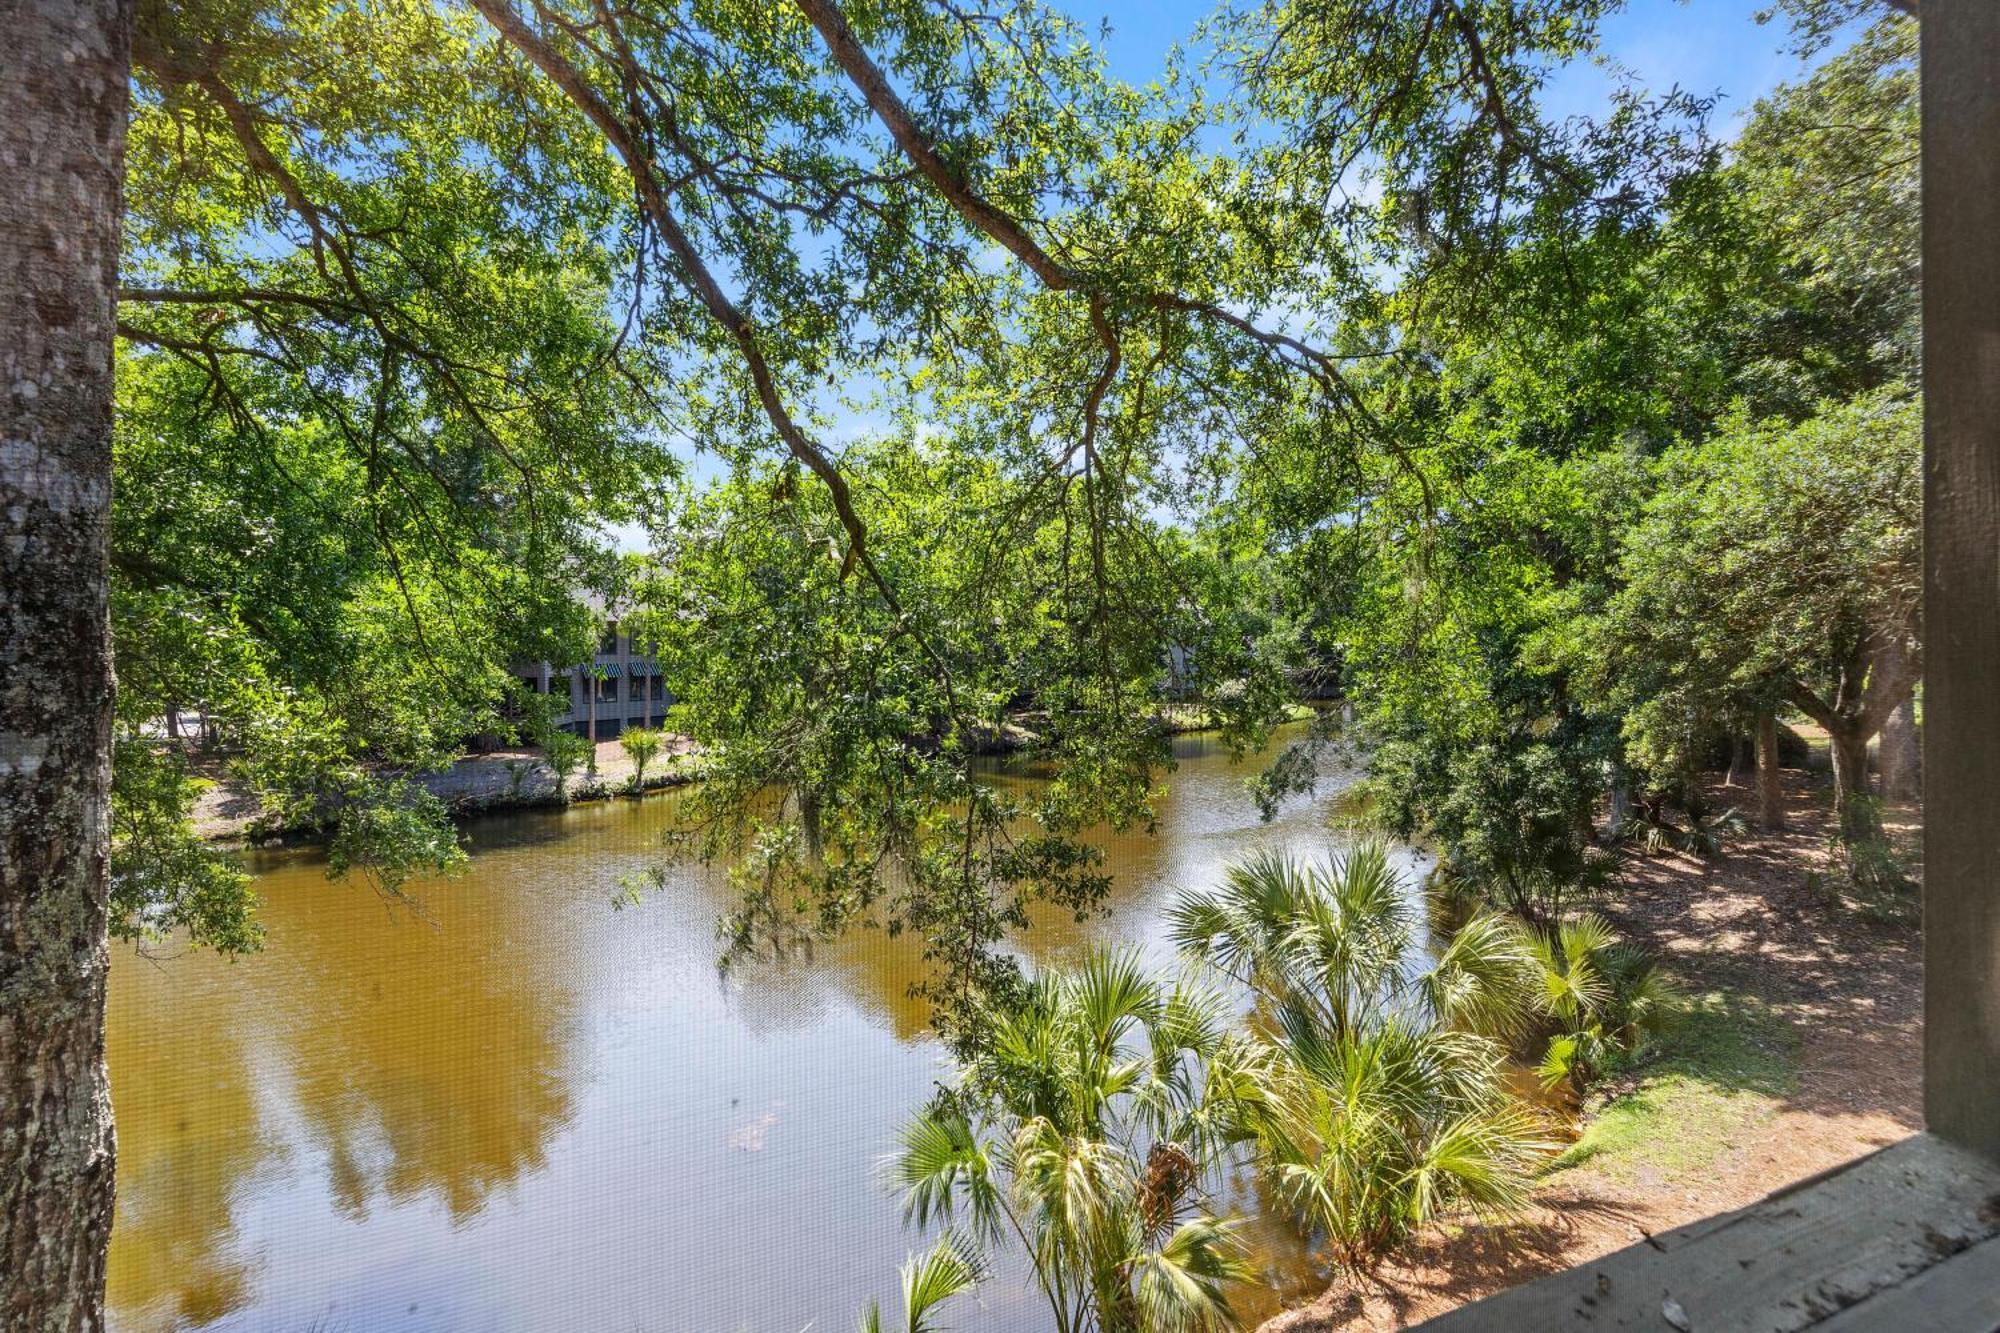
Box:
left=1081, top=0, right=1822, bottom=132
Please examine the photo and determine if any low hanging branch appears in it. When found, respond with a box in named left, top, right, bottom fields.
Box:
left=790, top=0, right=1449, bottom=530
left=790, top=0, right=1384, bottom=413
left=470, top=0, right=898, bottom=612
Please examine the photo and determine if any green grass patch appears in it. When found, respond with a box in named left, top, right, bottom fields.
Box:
left=1545, top=988, right=1800, bottom=1181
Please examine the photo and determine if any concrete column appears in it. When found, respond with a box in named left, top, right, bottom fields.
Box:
left=1921, top=0, right=2000, bottom=1160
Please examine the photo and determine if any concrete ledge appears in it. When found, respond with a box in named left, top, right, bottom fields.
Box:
left=1416, top=1134, right=2000, bottom=1331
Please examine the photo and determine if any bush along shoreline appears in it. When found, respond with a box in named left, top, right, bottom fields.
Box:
left=187, top=740, right=715, bottom=848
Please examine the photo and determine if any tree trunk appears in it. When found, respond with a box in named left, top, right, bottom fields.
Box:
left=586, top=675, right=598, bottom=771
left=1879, top=695, right=1921, bottom=802
left=1, top=3, right=132, bottom=1328
left=1722, top=734, right=1746, bottom=788
left=1830, top=724, right=1881, bottom=845
left=1755, top=713, right=1784, bottom=832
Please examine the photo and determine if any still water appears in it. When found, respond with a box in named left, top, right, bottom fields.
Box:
left=106, top=724, right=1415, bottom=1332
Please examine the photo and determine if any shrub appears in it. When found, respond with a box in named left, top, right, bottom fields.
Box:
left=1171, top=843, right=1553, bottom=1271
left=619, top=726, right=664, bottom=790
left=886, top=950, right=1252, bottom=1333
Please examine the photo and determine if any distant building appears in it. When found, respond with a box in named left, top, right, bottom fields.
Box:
left=509, top=617, right=672, bottom=742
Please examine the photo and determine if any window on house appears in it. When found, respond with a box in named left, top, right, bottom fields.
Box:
left=599, top=621, right=620, bottom=655
left=597, top=675, right=618, bottom=702
left=650, top=676, right=665, bottom=702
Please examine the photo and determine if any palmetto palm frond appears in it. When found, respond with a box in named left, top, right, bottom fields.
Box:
left=895, top=1108, right=1002, bottom=1244
left=1554, top=913, right=1617, bottom=968
left=1173, top=839, right=1423, bottom=1041
left=1070, top=948, right=1160, bottom=1052
left=1011, top=1115, right=1129, bottom=1239
left=1599, top=944, right=1679, bottom=1040
left=902, top=1232, right=983, bottom=1333
left=1167, top=848, right=1315, bottom=1005
left=1622, top=804, right=1747, bottom=858
left=984, top=977, right=1068, bottom=1122
left=1527, top=913, right=1616, bottom=1023
left=1130, top=1215, right=1251, bottom=1333
left=1402, top=1104, right=1553, bottom=1224
left=1418, top=909, right=1539, bottom=1038
left=1175, top=848, right=1551, bottom=1271
left=1536, top=1026, right=1615, bottom=1092
left=1150, top=976, right=1227, bottom=1064
left=1182, top=1032, right=1274, bottom=1159
left=1324, top=840, right=1410, bottom=935
left=882, top=948, right=1258, bottom=1333
left=1130, top=975, right=1230, bottom=1145
left=1283, top=842, right=1413, bottom=1033
left=861, top=1231, right=985, bottom=1333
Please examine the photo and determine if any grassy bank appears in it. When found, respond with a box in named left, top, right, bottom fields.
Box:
left=1548, top=988, right=1801, bottom=1181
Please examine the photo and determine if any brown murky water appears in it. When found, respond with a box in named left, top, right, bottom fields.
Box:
left=106, top=724, right=1414, bottom=1332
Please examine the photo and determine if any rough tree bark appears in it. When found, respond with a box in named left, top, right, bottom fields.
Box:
left=1755, top=712, right=1785, bottom=832
left=1, top=2, right=132, bottom=1328
left=1879, top=696, right=1921, bottom=801
left=1829, top=727, right=1876, bottom=840
left=1606, top=778, right=1630, bottom=841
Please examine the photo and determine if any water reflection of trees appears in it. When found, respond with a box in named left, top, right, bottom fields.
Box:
left=250, top=867, right=586, bottom=1223
left=106, top=968, right=274, bottom=1329
left=106, top=859, right=591, bottom=1328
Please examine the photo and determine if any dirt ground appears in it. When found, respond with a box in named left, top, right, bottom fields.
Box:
left=1258, top=770, right=1925, bottom=1331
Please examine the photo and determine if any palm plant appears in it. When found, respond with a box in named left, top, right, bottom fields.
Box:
left=619, top=726, right=664, bottom=790
left=1526, top=914, right=1676, bottom=1093
left=1168, top=843, right=1544, bottom=1044
left=1169, top=842, right=1552, bottom=1272
left=1526, top=912, right=1615, bottom=1031
left=1621, top=800, right=1748, bottom=858
left=889, top=949, right=1253, bottom=1333
left=860, top=1232, right=983, bottom=1333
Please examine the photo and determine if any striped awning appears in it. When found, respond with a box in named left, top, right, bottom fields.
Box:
left=565, top=660, right=659, bottom=679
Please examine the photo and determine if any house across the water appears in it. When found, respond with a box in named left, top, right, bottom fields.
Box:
left=510, top=618, right=672, bottom=741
